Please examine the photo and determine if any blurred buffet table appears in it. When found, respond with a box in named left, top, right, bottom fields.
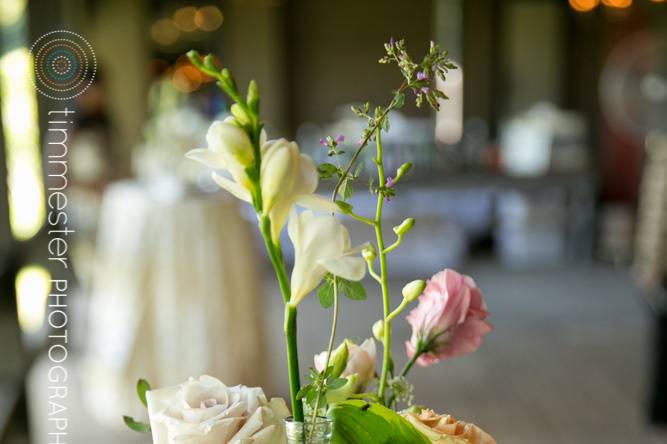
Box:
left=80, top=180, right=266, bottom=428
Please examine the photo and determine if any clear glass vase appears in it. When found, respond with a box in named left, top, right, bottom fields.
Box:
left=284, top=416, right=333, bottom=444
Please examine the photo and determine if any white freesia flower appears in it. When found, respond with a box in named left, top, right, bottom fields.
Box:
left=147, top=375, right=289, bottom=444
left=187, top=121, right=336, bottom=240
left=288, top=210, right=368, bottom=305
left=260, top=139, right=338, bottom=240
left=186, top=118, right=261, bottom=202
left=314, top=338, right=377, bottom=393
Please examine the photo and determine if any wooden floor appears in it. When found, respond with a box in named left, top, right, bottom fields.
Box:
left=18, top=261, right=667, bottom=443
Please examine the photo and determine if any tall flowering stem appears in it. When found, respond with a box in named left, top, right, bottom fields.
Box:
left=187, top=51, right=304, bottom=422
left=330, top=39, right=456, bottom=406
left=373, top=127, right=393, bottom=402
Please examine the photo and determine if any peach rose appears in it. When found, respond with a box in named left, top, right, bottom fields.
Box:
left=402, top=409, right=496, bottom=444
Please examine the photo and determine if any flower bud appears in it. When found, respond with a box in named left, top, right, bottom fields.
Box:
left=207, top=120, right=254, bottom=167
left=325, top=374, right=359, bottom=404
left=329, top=341, right=349, bottom=378
left=260, top=139, right=299, bottom=213
left=247, top=80, right=260, bottom=112
left=372, top=320, right=385, bottom=341
left=393, top=218, right=415, bottom=236
left=402, top=279, right=426, bottom=302
left=362, top=245, right=377, bottom=262
left=203, top=54, right=218, bottom=72
left=395, top=162, right=413, bottom=182
left=230, top=103, right=252, bottom=127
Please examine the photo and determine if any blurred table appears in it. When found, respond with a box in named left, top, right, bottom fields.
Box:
left=82, top=179, right=265, bottom=428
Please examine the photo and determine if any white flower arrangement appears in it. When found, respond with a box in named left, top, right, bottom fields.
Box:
left=125, top=38, right=495, bottom=444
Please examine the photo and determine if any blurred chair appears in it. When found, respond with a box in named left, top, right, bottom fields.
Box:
left=81, top=180, right=265, bottom=428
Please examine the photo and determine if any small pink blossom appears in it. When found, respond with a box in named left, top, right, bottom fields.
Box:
left=405, top=269, right=492, bottom=367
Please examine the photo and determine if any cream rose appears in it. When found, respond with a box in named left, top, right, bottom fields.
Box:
left=146, top=375, right=289, bottom=444
left=403, top=409, right=496, bottom=444
left=314, top=338, right=377, bottom=393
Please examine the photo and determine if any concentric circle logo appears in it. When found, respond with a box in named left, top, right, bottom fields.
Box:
left=30, top=30, right=96, bottom=100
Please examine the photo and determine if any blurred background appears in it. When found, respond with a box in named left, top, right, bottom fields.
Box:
left=0, top=0, right=666, bottom=442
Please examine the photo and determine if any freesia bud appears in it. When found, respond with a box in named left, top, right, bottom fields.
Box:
left=362, top=245, right=377, bottom=262
left=247, top=80, right=259, bottom=112
left=393, top=218, right=415, bottom=236
left=395, top=162, right=412, bottom=182
left=220, top=68, right=238, bottom=95
left=372, top=320, right=385, bottom=341
left=203, top=54, right=217, bottom=72
left=208, top=120, right=254, bottom=167
left=402, top=279, right=426, bottom=302
left=230, top=103, right=252, bottom=127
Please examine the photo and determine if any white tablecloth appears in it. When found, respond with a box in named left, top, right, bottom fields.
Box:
left=82, top=180, right=265, bottom=427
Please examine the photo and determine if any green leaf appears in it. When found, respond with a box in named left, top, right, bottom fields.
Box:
left=136, top=379, right=151, bottom=408
left=335, top=200, right=353, bottom=214
left=394, top=92, right=405, bottom=109
left=123, top=416, right=151, bottom=434
left=317, top=280, right=334, bottom=308
left=340, top=178, right=353, bottom=200
left=339, top=279, right=367, bottom=301
left=318, top=163, right=338, bottom=179
left=296, top=384, right=312, bottom=400
left=354, top=162, right=364, bottom=178
left=327, top=377, right=347, bottom=390
left=328, top=400, right=430, bottom=444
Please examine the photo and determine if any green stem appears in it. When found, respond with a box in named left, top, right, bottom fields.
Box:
left=400, top=352, right=420, bottom=378
left=346, top=211, right=376, bottom=226
left=374, top=128, right=392, bottom=405
left=285, top=303, right=304, bottom=422
left=385, top=298, right=409, bottom=323
left=309, top=277, right=339, bottom=439
left=260, top=217, right=290, bottom=304
left=382, top=234, right=404, bottom=255
left=331, top=81, right=408, bottom=201
left=387, top=351, right=421, bottom=409
left=259, top=216, right=302, bottom=421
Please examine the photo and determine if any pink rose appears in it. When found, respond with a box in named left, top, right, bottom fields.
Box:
left=405, top=269, right=492, bottom=367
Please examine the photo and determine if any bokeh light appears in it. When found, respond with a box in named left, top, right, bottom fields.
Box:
left=174, top=6, right=198, bottom=32
left=151, top=18, right=180, bottom=45
left=0, top=48, right=45, bottom=241
left=15, top=265, right=51, bottom=333
left=569, top=0, right=600, bottom=12
left=195, top=6, right=224, bottom=31
left=172, top=64, right=202, bottom=92
left=0, top=0, right=26, bottom=26
left=602, top=0, right=633, bottom=8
